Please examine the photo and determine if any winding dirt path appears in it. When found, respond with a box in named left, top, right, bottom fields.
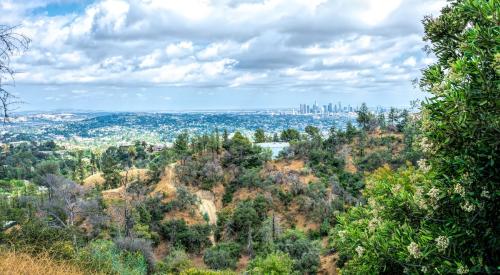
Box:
left=196, top=190, right=217, bottom=225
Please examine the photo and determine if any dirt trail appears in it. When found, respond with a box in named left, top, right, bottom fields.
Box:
left=196, top=190, right=217, bottom=225
left=154, top=164, right=177, bottom=197
left=339, top=145, right=357, bottom=173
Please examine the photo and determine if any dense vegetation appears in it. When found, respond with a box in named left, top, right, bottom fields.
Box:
left=332, top=1, right=499, bottom=274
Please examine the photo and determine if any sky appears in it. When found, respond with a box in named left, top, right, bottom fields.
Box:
left=0, top=0, right=446, bottom=111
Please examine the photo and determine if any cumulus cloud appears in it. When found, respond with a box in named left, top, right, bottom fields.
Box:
left=1, top=0, right=446, bottom=108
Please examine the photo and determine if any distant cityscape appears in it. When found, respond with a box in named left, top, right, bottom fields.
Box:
left=292, top=101, right=388, bottom=115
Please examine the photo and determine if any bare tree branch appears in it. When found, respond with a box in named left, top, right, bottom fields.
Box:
left=0, top=24, right=30, bottom=123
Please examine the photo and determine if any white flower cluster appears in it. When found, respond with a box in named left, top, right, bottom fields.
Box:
left=414, top=187, right=428, bottom=210
left=427, top=187, right=440, bottom=200
left=461, top=200, right=476, bottom=212
left=435, top=236, right=449, bottom=252
left=421, top=266, right=428, bottom=273
left=457, top=265, right=469, bottom=274
left=480, top=189, right=491, bottom=199
left=355, top=245, right=365, bottom=257
left=419, top=137, right=435, bottom=154
left=427, top=187, right=440, bottom=209
left=391, top=184, right=402, bottom=195
left=407, top=242, right=421, bottom=259
left=417, top=159, right=431, bottom=173
left=368, top=217, right=380, bottom=233
left=454, top=183, right=466, bottom=197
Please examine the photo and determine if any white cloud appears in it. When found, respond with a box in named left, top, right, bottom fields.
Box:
left=403, top=56, right=417, bottom=67
left=2, top=0, right=445, bottom=96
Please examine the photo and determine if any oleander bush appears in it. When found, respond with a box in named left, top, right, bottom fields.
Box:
left=332, top=0, right=499, bottom=273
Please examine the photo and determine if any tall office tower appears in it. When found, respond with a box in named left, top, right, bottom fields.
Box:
left=328, top=103, right=333, bottom=113
left=338, top=101, right=342, bottom=112
left=306, top=105, right=310, bottom=114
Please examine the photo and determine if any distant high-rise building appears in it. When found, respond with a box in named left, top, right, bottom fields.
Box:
left=328, top=103, right=333, bottom=113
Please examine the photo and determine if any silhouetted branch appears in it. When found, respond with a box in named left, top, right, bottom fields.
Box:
left=0, top=24, right=30, bottom=123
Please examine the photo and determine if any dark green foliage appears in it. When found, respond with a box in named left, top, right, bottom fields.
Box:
left=160, top=219, right=212, bottom=253
left=147, top=148, right=176, bottom=184
left=254, top=129, right=266, bottom=143
left=356, top=103, right=375, bottom=131
left=280, top=129, right=301, bottom=142
left=275, top=230, right=320, bottom=274
left=203, top=242, right=241, bottom=270
left=222, top=131, right=268, bottom=169
left=176, top=155, right=224, bottom=190
left=101, top=146, right=123, bottom=189
left=171, top=185, right=199, bottom=211
left=334, top=1, right=500, bottom=273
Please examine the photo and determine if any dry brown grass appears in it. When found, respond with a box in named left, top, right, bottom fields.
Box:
left=83, top=168, right=150, bottom=188
left=271, top=159, right=319, bottom=184
left=0, top=250, right=84, bottom=275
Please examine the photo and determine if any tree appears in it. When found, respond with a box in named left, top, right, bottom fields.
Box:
left=41, top=174, right=101, bottom=248
left=101, top=147, right=122, bottom=189
left=377, top=113, right=386, bottom=130
left=396, top=109, right=409, bottom=132
left=344, top=121, right=357, bottom=143
left=280, top=129, right=300, bottom=142
left=254, top=128, right=266, bottom=143
left=0, top=25, right=30, bottom=123
left=388, top=107, right=398, bottom=130
left=356, top=103, right=373, bottom=131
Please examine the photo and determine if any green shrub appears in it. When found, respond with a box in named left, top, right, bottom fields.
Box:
left=180, top=268, right=236, bottom=275
left=333, top=0, right=499, bottom=273
left=247, top=251, right=294, bottom=275
left=203, top=242, right=241, bottom=270
left=76, top=239, right=148, bottom=275
left=156, top=248, right=193, bottom=274
left=275, top=230, right=320, bottom=274
left=160, top=220, right=212, bottom=253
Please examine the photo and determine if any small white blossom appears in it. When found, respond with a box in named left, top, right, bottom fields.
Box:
left=421, top=266, right=428, bottom=273
left=391, top=184, right=402, bottom=194
left=368, top=217, right=380, bottom=233
left=414, top=187, right=428, bottom=210
left=427, top=187, right=440, bottom=200
left=454, top=184, right=465, bottom=197
left=419, top=137, right=434, bottom=153
left=480, top=189, right=491, bottom=199
left=338, top=230, right=346, bottom=241
left=355, top=245, right=365, bottom=257
left=407, top=242, right=421, bottom=259
left=457, top=265, right=469, bottom=274
left=461, top=201, right=476, bottom=212
left=435, top=236, right=449, bottom=252
left=417, top=159, right=431, bottom=173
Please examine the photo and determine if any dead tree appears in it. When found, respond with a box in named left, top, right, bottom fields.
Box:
left=0, top=25, right=30, bottom=123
